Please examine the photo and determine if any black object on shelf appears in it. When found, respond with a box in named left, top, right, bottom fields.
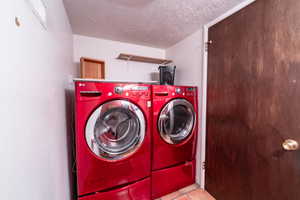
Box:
left=158, top=66, right=176, bottom=85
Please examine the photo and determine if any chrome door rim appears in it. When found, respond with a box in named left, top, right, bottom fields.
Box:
left=85, top=100, right=146, bottom=161
left=158, top=99, right=195, bottom=144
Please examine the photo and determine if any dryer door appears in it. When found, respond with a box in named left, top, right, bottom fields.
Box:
left=158, top=99, right=195, bottom=144
left=85, top=100, right=146, bottom=161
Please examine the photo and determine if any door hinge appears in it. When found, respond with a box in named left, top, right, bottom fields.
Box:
left=205, top=40, right=212, bottom=52
left=202, top=161, right=206, bottom=170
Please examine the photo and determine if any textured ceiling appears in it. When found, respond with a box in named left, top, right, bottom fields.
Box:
left=63, top=0, right=245, bottom=48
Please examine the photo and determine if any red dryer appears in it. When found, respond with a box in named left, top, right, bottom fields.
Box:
left=151, top=85, right=198, bottom=199
left=75, top=81, right=152, bottom=200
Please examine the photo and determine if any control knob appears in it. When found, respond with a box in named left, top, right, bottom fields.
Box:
left=114, top=87, right=123, bottom=94
left=175, top=88, right=182, bottom=94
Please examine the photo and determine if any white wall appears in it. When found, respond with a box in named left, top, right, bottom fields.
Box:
left=73, top=34, right=165, bottom=82
left=0, top=1, right=76, bottom=200
left=166, top=29, right=203, bottom=86
left=166, top=29, right=204, bottom=185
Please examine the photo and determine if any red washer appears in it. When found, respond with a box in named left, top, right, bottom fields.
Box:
left=151, top=85, right=198, bottom=199
left=78, top=177, right=151, bottom=200
left=151, top=161, right=195, bottom=199
left=75, top=81, right=151, bottom=198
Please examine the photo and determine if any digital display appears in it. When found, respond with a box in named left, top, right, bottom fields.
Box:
left=186, top=87, right=195, bottom=91
left=131, top=86, right=149, bottom=91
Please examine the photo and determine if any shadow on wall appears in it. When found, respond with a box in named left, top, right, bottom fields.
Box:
left=150, top=72, right=160, bottom=82
left=76, top=62, right=80, bottom=79
left=65, top=88, right=77, bottom=200
left=174, top=68, right=183, bottom=85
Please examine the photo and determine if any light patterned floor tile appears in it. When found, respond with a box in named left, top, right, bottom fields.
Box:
left=161, top=191, right=181, bottom=200
left=159, top=184, right=216, bottom=200
left=174, top=194, right=191, bottom=200
left=178, top=184, right=199, bottom=194
left=187, top=189, right=216, bottom=200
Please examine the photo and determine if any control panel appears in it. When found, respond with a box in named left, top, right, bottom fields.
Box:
left=185, top=87, right=196, bottom=97
left=174, top=87, right=196, bottom=96
left=113, top=86, right=150, bottom=97
left=153, top=86, right=197, bottom=99
left=76, top=82, right=151, bottom=101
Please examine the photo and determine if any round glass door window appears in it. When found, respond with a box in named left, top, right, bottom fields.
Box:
left=158, top=99, right=195, bottom=144
left=85, top=100, right=145, bottom=161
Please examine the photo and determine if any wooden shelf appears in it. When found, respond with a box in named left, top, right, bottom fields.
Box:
left=117, top=53, right=172, bottom=65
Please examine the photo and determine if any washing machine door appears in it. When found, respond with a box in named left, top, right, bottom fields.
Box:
left=85, top=100, right=146, bottom=161
left=158, top=99, right=195, bottom=144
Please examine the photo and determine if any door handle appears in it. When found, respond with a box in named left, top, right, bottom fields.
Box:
left=282, top=139, right=299, bottom=151
left=154, top=92, right=168, bottom=96
left=80, top=91, right=102, bottom=97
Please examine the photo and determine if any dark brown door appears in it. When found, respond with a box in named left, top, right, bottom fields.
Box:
left=206, top=0, right=300, bottom=199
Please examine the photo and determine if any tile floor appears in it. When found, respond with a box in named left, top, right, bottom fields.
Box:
left=156, top=184, right=216, bottom=200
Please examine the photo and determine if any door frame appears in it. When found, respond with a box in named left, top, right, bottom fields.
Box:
left=198, top=0, right=256, bottom=188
